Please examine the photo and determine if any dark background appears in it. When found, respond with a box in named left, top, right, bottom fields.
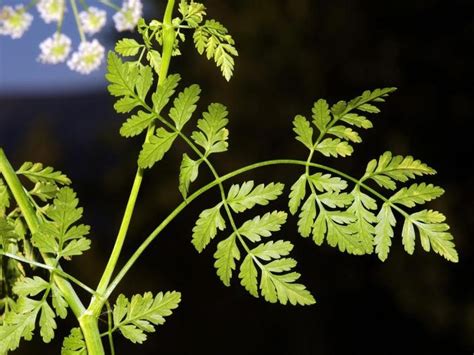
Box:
left=1, top=0, right=473, bottom=354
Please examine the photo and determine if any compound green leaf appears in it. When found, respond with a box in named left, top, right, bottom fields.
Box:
left=138, top=128, right=178, bottom=169
left=12, top=277, right=48, bottom=297
left=315, top=138, right=353, bottom=157
left=318, top=192, right=353, bottom=208
left=297, top=195, right=316, bottom=238
left=151, top=74, right=181, bottom=115
left=39, top=302, right=56, bottom=343
left=324, top=212, right=361, bottom=254
left=238, top=211, right=287, bottom=242
left=51, top=283, right=68, bottom=319
left=347, top=188, right=377, bottom=254
left=33, top=187, right=90, bottom=260
left=374, top=203, right=396, bottom=261
left=61, top=327, right=86, bottom=355
left=0, top=298, right=39, bottom=353
left=113, top=291, right=181, bottom=344
left=402, top=217, right=416, bottom=255
left=106, top=52, right=138, bottom=98
left=59, top=238, right=91, bottom=258
left=114, top=96, right=140, bottom=114
left=288, top=174, right=307, bottom=215
left=179, top=1, right=206, bottom=27
left=293, top=115, right=313, bottom=149
left=327, top=125, right=362, bottom=143
left=239, top=254, right=258, bottom=297
left=120, top=111, right=156, bottom=138
left=192, top=204, right=225, bottom=252
left=178, top=153, right=201, bottom=198
left=340, top=113, right=373, bottom=129
left=312, top=99, right=331, bottom=132
left=115, top=38, right=142, bottom=56
left=214, top=234, right=240, bottom=286
left=191, top=103, right=229, bottom=156
left=169, top=84, right=201, bottom=130
left=363, top=151, right=436, bottom=190
left=135, top=65, right=154, bottom=101
left=227, top=181, right=284, bottom=213
left=251, top=240, right=293, bottom=261
left=309, top=173, right=347, bottom=193
left=265, top=258, right=297, bottom=273
left=260, top=269, right=315, bottom=306
left=16, top=162, right=71, bottom=185
left=410, top=210, right=458, bottom=262
left=389, top=183, right=444, bottom=208
left=146, top=50, right=162, bottom=74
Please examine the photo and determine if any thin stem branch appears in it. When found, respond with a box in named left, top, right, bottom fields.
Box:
left=106, top=301, right=115, bottom=355
left=69, top=0, right=86, bottom=42
left=104, top=158, right=407, bottom=298
left=0, top=252, right=96, bottom=295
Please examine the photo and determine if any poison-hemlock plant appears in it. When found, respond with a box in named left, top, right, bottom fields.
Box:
left=0, top=0, right=458, bottom=354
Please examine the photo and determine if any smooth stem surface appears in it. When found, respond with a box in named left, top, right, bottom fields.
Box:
left=89, top=0, right=176, bottom=318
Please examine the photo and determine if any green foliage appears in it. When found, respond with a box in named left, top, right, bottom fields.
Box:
left=61, top=327, right=86, bottom=355
left=0, top=2, right=460, bottom=353
left=112, top=291, right=181, bottom=344
left=16, top=162, right=71, bottom=186
left=169, top=84, right=201, bottom=131
left=288, top=89, right=457, bottom=262
left=362, top=151, right=436, bottom=190
left=115, top=38, right=143, bottom=57
left=32, top=187, right=91, bottom=260
left=192, top=203, right=225, bottom=252
left=191, top=103, right=230, bottom=157
left=193, top=19, right=238, bottom=81
left=226, top=181, right=284, bottom=213
left=293, top=87, right=397, bottom=157
left=138, top=128, right=178, bottom=169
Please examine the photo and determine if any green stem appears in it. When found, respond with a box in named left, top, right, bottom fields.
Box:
left=69, top=0, right=86, bottom=42
left=0, top=148, right=104, bottom=351
left=0, top=251, right=96, bottom=295
left=89, top=0, right=177, bottom=318
left=104, top=158, right=397, bottom=298
left=106, top=301, right=115, bottom=355
left=0, top=149, right=86, bottom=317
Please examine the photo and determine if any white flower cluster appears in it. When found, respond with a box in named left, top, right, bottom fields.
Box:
left=1, top=0, right=144, bottom=74
left=113, top=0, right=143, bottom=32
left=79, top=7, right=107, bottom=35
left=67, top=39, right=105, bottom=74
left=38, top=33, right=72, bottom=64
left=36, top=0, right=65, bottom=24
left=0, top=6, right=33, bottom=39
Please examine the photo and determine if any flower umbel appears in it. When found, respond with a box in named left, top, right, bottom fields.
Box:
left=113, top=0, right=143, bottom=32
left=38, top=33, right=72, bottom=64
left=36, top=0, right=65, bottom=24
left=0, top=6, right=33, bottom=39
left=67, top=39, right=105, bottom=74
left=79, top=7, right=107, bottom=35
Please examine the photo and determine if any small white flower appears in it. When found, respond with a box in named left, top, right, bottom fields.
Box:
left=113, top=0, right=142, bottom=32
left=36, top=0, right=65, bottom=24
left=0, top=6, right=33, bottom=39
left=79, top=7, right=107, bottom=35
left=38, top=33, right=72, bottom=64
left=67, top=39, right=105, bottom=74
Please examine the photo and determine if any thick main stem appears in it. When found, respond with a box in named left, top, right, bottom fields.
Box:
left=84, top=4, right=177, bottom=353
left=0, top=148, right=95, bottom=345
